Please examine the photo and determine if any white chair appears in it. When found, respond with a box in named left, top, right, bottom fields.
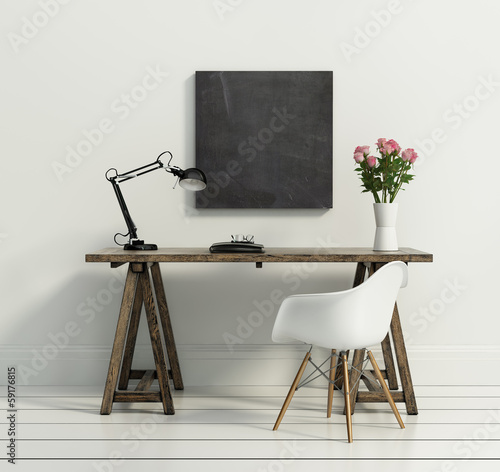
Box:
left=272, top=261, right=408, bottom=442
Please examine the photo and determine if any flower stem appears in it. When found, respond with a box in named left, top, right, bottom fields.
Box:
left=391, top=162, right=409, bottom=202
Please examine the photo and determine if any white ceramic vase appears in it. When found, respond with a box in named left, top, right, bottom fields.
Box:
left=373, top=203, right=398, bottom=251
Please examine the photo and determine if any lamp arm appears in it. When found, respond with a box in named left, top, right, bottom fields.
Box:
left=114, top=153, right=184, bottom=183
left=115, top=156, right=165, bottom=183
left=104, top=150, right=205, bottom=250
left=109, top=178, right=138, bottom=241
left=105, top=153, right=174, bottom=247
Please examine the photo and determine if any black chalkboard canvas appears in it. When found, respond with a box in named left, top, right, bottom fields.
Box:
left=195, top=71, right=333, bottom=209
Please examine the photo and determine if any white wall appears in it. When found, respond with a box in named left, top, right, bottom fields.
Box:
left=1, top=0, right=499, bottom=386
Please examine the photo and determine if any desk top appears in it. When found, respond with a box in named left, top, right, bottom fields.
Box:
left=86, top=247, right=433, bottom=265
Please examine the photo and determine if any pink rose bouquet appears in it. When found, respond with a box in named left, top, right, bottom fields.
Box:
left=353, top=138, right=418, bottom=203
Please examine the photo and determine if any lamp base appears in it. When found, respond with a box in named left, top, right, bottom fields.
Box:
left=124, top=240, right=158, bottom=251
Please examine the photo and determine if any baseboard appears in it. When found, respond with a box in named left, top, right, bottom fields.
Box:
left=1, top=344, right=499, bottom=386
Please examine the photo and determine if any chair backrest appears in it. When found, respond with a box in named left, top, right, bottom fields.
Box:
left=272, top=261, right=408, bottom=351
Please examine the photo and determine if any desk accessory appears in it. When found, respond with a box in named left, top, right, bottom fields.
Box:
left=210, top=235, right=264, bottom=253
left=106, top=151, right=206, bottom=250
left=209, top=242, right=264, bottom=253
left=353, top=139, right=418, bottom=251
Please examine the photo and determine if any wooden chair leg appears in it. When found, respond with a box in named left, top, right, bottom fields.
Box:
left=327, top=350, right=336, bottom=418
left=273, top=352, right=310, bottom=431
left=367, top=351, right=405, bottom=429
left=341, top=352, right=353, bottom=443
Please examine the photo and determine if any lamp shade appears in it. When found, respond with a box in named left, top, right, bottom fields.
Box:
left=178, top=168, right=207, bottom=191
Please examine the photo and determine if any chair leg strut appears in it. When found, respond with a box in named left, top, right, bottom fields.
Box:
left=273, top=351, right=311, bottom=431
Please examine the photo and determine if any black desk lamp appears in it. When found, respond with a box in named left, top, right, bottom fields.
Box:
left=105, top=151, right=207, bottom=250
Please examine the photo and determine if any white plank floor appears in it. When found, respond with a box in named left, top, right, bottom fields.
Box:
left=1, top=384, right=500, bottom=471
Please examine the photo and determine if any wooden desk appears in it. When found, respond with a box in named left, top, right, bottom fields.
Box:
left=86, top=247, right=432, bottom=415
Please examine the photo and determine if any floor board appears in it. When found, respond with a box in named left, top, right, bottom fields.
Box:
left=1, top=385, right=499, bottom=471
left=13, top=394, right=500, bottom=410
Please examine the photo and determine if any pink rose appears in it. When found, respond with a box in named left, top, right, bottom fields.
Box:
left=366, top=155, right=377, bottom=168
left=402, top=148, right=418, bottom=163
left=383, top=139, right=401, bottom=155
left=355, top=145, right=370, bottom=156
left=353, top=152, right=365, bottom=163
left=376, top=138, right=387, bottom=150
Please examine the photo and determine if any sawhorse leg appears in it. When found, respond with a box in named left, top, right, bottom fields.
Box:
left=100, top=262, right=183, bottom=414
left=348, top=262, right=418, bottom=415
